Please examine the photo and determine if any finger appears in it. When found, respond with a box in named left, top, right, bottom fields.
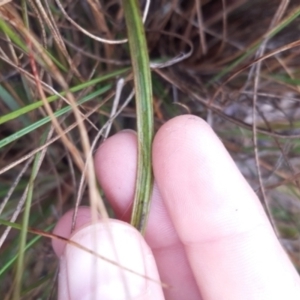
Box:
left=53, top=214, right=164, bottom=300
left=52, top=206, right=95, bottom=257
left=94, top=130, right=137, bottom=222
left=94, top=131, right=202, bottom=300
left=152, top=114, right=300, bottom=299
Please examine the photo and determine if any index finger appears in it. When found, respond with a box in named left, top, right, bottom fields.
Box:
left=152, top=115, right=300, bottom=299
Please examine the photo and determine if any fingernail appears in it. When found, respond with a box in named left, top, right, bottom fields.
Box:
left=58, top=220, right=163, bottom=300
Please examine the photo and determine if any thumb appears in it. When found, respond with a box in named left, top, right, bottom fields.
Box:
left=55, top=219, right=164, bottom=300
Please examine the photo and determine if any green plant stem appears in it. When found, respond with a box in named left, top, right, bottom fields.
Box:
left=13, top=128, right=50, bottom=300
left=123, top=0, right=153, bottom=233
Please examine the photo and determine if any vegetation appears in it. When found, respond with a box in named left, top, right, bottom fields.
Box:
left=0, top=0, right=300, bottom=298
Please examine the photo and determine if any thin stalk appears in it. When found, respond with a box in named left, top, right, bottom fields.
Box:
left=13, top=128, right=50, bottom=299
left=123, top=0, right=153, bottom=233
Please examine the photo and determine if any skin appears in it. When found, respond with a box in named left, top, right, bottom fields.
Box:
left=52, top=115, right=300, bottom=300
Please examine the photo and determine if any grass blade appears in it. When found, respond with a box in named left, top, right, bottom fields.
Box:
left=0, top=85, right=111, bottom=149
left=208, top=6, right=300, bottom=84
left=0, top=68, right=128, bottom=125
left=13, top=127, right=50, bottom=299
left=0, top=84, right=30, bottom=126
left=123, top=0, right=153, bottom=233
left=0, top=225, right=53, bottom=278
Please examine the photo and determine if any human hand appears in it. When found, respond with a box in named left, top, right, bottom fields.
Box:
left=52, top=115, right=300, bottom=299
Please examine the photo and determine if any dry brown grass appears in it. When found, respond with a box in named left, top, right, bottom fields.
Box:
left=1, top=0, right=300, bottom=298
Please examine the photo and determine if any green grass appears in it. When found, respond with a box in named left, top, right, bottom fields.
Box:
left=1, top=0, right=300, bottom=297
